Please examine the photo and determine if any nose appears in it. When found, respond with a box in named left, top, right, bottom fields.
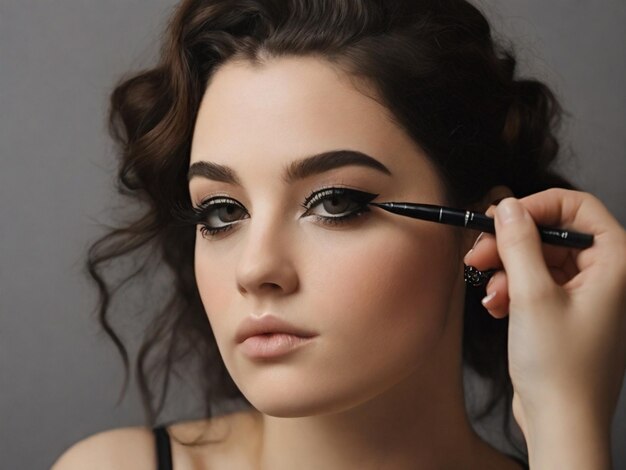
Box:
left=235, top=217, right=299, bottom=297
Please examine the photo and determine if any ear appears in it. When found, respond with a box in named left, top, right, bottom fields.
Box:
left=469, top=185, right=514, bottom=213
left=460, top=185, right=514, bottom=256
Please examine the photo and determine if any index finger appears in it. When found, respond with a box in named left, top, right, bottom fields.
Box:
left=507, top=188, right=625, bottom=273
left=518, top=188, right=621, bottom=236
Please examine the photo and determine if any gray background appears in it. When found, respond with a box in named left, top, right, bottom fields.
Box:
left=1, top=1, right=624, bottom=468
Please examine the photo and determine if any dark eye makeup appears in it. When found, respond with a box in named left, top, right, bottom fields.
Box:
left=172, top=187, right=379, bottom=239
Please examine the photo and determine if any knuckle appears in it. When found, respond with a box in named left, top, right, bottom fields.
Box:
left=544, top=187, right=564, bottom=197
left=498, top=223, right=537, bottom=249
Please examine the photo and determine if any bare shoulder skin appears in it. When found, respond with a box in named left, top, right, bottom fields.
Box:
left=51, top=410, right=263, bottom=470
left=51, top=426, right=158, bottom=470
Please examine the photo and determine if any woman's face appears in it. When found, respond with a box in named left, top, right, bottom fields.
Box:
left=189, top=57, right=466, bottom=417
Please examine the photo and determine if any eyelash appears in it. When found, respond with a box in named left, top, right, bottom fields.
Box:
left=176, top=187, right=378, bottom=239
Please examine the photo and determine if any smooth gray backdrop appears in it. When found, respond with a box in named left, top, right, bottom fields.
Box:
left=1, top=1, right=625, bottom=469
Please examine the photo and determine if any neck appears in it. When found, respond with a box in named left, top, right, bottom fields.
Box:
left=258, top=373, right=483, bottom=468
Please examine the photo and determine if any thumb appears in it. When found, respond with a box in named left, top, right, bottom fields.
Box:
left=493, top=197, right=555, bottom=300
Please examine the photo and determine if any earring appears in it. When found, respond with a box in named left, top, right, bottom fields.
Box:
left=464, top=264, right=496, bottom=287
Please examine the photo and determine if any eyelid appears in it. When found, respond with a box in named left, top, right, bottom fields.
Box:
left=194, top=192, right=234, bottom=208
left=303, top=184, right=343, bottom=207
left=306, top=185, right=379, bottom=206
left=192, top=183, right=369, bottom=209
left=195, top=182, right=378, bottom=210
left=302, top=183, right=377, bottom=207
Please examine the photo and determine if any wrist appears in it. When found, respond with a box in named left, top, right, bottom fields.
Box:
left=524, top=402, right=612, bottom=470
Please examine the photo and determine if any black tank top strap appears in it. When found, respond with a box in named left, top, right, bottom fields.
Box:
left=153, top=425, right=173, bottom=470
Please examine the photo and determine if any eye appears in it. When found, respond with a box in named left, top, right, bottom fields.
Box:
left=174, top=187, right=380, bottom=240
left=300, top=187, right=379, bottom=227
left=191, top=197, right=249, bottom=239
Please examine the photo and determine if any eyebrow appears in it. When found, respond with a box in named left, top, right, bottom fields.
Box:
left=187, top=149, right=393, bottom=186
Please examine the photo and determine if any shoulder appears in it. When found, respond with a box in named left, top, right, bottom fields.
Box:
left=51, top=426, right=157, bottom=470
left=51, top=410, right=263, bottom=470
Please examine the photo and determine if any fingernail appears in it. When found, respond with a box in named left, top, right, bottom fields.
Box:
left=472, top=232, right=484, bottom=250
left=481, top=291, right=497, bottom=306
left=464, top=232, right=484, bottom=261
left=486, top=272, right=497, bottom=289
left=496, top=198, right=523, bottom=224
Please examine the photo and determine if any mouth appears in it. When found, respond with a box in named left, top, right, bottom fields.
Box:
left=239, top=333, right=316, bottom=359
left=235, top=314, right=317, bottom=344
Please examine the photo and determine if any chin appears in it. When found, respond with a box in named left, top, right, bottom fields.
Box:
left=240, top=380, right=390, bottom=419
left=240, top=388, right=338, bottom=418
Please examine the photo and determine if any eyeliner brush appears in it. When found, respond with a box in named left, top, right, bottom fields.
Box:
left=368, top=201, right=594, bottom=249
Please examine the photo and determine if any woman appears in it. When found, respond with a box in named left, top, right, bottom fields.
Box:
left=53, top=0, right=626, bottom=468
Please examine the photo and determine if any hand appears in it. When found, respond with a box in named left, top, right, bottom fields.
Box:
left=463, top=188, right=626, bottom=442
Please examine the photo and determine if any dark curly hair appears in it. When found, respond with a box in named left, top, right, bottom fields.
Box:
left=86, top=0, right=577, bottom=462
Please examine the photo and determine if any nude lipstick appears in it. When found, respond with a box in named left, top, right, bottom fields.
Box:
left=236, top=315, right=317, bottom=359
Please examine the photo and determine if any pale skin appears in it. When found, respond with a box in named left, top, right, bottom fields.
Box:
left=53, top=56, right=626, bottom=469
left=185, top=56, right=522, bottom=469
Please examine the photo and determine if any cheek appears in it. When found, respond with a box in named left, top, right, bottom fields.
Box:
left=310, top=222, right=459, bottom=370
left=194, top=238, right=234, bottom=331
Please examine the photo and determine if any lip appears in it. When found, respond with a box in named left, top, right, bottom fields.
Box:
left=240, top=333, right=316, bottom=359
left=235, top=314, right=318, bottom=344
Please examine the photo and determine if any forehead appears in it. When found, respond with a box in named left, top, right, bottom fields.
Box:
left=192, top=57, right=407, bottom=159
left=188, top=56, right=441, bottom=197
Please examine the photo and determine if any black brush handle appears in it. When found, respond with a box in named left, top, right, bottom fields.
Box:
left=369, top=202, right=594, bottom=249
